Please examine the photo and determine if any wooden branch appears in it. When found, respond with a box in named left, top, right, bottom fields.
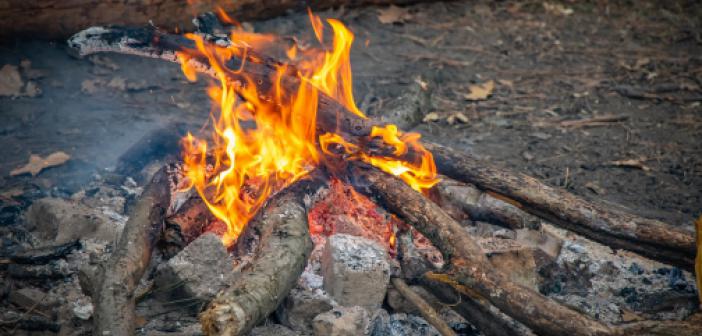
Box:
left=352, top=165, right=613, bottom=336
left=1, top=0, right=429, bottom=39
left=89, top=165, right=172, bottom=336
left=433, top=178, right=541, bottom=230
left=199, top=178, right=319, bottom=335
left=418, top=274, right=536, bottom=336
left=391, top=277, right=457, bottom=336
left=423, top=142, right=696, bottom=270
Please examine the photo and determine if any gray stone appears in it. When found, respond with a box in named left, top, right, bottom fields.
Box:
left=312, top=306, right=370, bottom=336
left=25, top=197, right=119, bottom=244
left=154, top=233, right=232, bottom=305
left=372, top=313, right=441, bottom=336
left=321, top=234, right=390, bottom=308
left=249, top=324, right=299, bottom=336
left=276, top=288, right=334, bottom=331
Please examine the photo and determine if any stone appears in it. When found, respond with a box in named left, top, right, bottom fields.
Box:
left=312, top=306, right=370, bottom=336
left=321, top=234, right=390, bottom=308
left=386, top=286, right=442, bottom=315
left=25, top=197, right=119, bottom=244
left=479, top=237, right=539, bottom=290
left=249, top=324, right=299, bottom=336
left=154, top=233, right=233, bottom=306
left=276, top=288, right=334, bottom=331
left=372, top=313, right=441, bottom=336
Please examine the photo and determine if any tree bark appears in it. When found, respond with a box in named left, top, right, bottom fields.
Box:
left=90, top=165, right=173, bottom=336
left=199, top=178, right=320, bottom=335
left=0, top=0, right=430, bottom=39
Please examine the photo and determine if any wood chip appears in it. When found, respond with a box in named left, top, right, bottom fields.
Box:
left=423, top=112, right=441, bottom=123
left=11, top=151, right=71, bottom=176
left=464, top=80, right=495, bottom=101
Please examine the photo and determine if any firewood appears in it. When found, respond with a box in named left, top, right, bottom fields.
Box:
left=87, top=165, right=173, bottom=336
left=423, top=142, right=696, bottom=271
left=1, top=0, right=427, bottom=39
left=391, top=277, right=457, bottom=336
left=0, top=239, right=81, bottom=265
left=199, top=178, right=321, bottom=335
left=351, top=165, right=614, bottom=336
left=433, top=178, right=541, bottom=230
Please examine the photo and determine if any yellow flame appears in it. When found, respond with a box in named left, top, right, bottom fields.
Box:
left=179, top=10, right=437, bottom=245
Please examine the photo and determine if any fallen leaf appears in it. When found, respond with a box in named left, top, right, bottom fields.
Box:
left=543, top=2, right=574, bottom=16
left=0, top=64, right=25, bottom=97
left=107, top=77, right=127, bottom=91
left=464, top=80, right=495, bottom=101
left=11, top=152, right=71, bottom=177
left=497, top=79, right=514, bottom=89
left=414, top=76, right=429, bottom=91
left=81, top=79, right=104, bottom=94
left=377, top=5, right=412, bottom=24
left=422, top=112, right=441, bottom=123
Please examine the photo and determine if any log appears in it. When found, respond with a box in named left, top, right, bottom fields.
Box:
left=391, top=277, right=457, bottom=336
left=0, top=239, right=81, bottom=265
left=199, top=178, right=320, bottom=335
left=88, top=165, right=173, bottom=336
left=160, top=194, right=214, bottom=259
left=351, top=165, right=614, bottom=336
left=0, top=0, right=429, bottom=39
left=68, top=24, right=695, bottom=269
left=423, top=142, right=696, bottom=270
left=433, top=178, right=541, bottom=230
left=418, top=274, right=536, bottom=336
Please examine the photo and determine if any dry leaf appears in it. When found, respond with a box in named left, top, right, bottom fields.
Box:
left=464, top=80, right=495, bottom=101
left=497, top=79, right=514, bottom=89
left=422, top=112, right=441, bottom=123
left=0, top=64, right=25, bottom=97
left=377, top=5, right=412, bottom=24
left=414, top=76, right=429, bottom=91
left=11, top=151, right=71, bottom=177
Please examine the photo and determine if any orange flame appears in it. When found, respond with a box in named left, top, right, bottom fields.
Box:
left=179, top=10, right=438, bottom=245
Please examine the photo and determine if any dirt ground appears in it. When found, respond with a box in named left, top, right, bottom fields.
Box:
left=1, top=0, right=701, bottom=239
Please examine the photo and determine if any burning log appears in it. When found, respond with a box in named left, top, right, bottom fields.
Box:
left=68, top=24, right=694, bottom=271
left=83, top=165, right=173, bottom=336
left=199, top=178, right=320, bottom=335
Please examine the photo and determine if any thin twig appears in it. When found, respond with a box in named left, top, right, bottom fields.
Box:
left=391, top=278, right=456, bottom=336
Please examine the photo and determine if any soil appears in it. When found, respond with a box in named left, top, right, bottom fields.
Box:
left=1, top=1, right=701, bottom=236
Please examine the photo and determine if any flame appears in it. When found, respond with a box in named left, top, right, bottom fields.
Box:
left=179, top=10, right=438, bottom=245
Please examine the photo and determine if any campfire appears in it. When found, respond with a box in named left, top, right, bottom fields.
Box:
left=3, top=3, right=700, bottom=336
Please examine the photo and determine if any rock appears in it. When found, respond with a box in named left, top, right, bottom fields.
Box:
left=25, top=197, right=120, bottom=244
left=72, top=299, right=93, bottom=320
left=372, top=313, right=441, bottom=336
left=312, top=306, right=370, bottom=336
left=479, top=237, right=539, bottom=290
left=249, top=324, right=299, bottom=336
left=153, top=233, right=233, bottom=306
left=322, top=234, right=390, bottom=308
left=276, top=288, right=334, bottom=331
left=386, top=286, right=442, bottom=314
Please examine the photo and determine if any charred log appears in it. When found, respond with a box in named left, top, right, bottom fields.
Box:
left=85, top=165, right=173, bottom=336
left=199, top=178, right=320, bottom=335
left=0, top=240, right=81, bottom=265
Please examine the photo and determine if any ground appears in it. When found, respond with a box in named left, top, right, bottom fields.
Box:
left=1, top=0, right=701, bottom=237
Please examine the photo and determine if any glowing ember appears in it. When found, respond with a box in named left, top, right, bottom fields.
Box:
left=179, top=10, right=438, bottom=245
